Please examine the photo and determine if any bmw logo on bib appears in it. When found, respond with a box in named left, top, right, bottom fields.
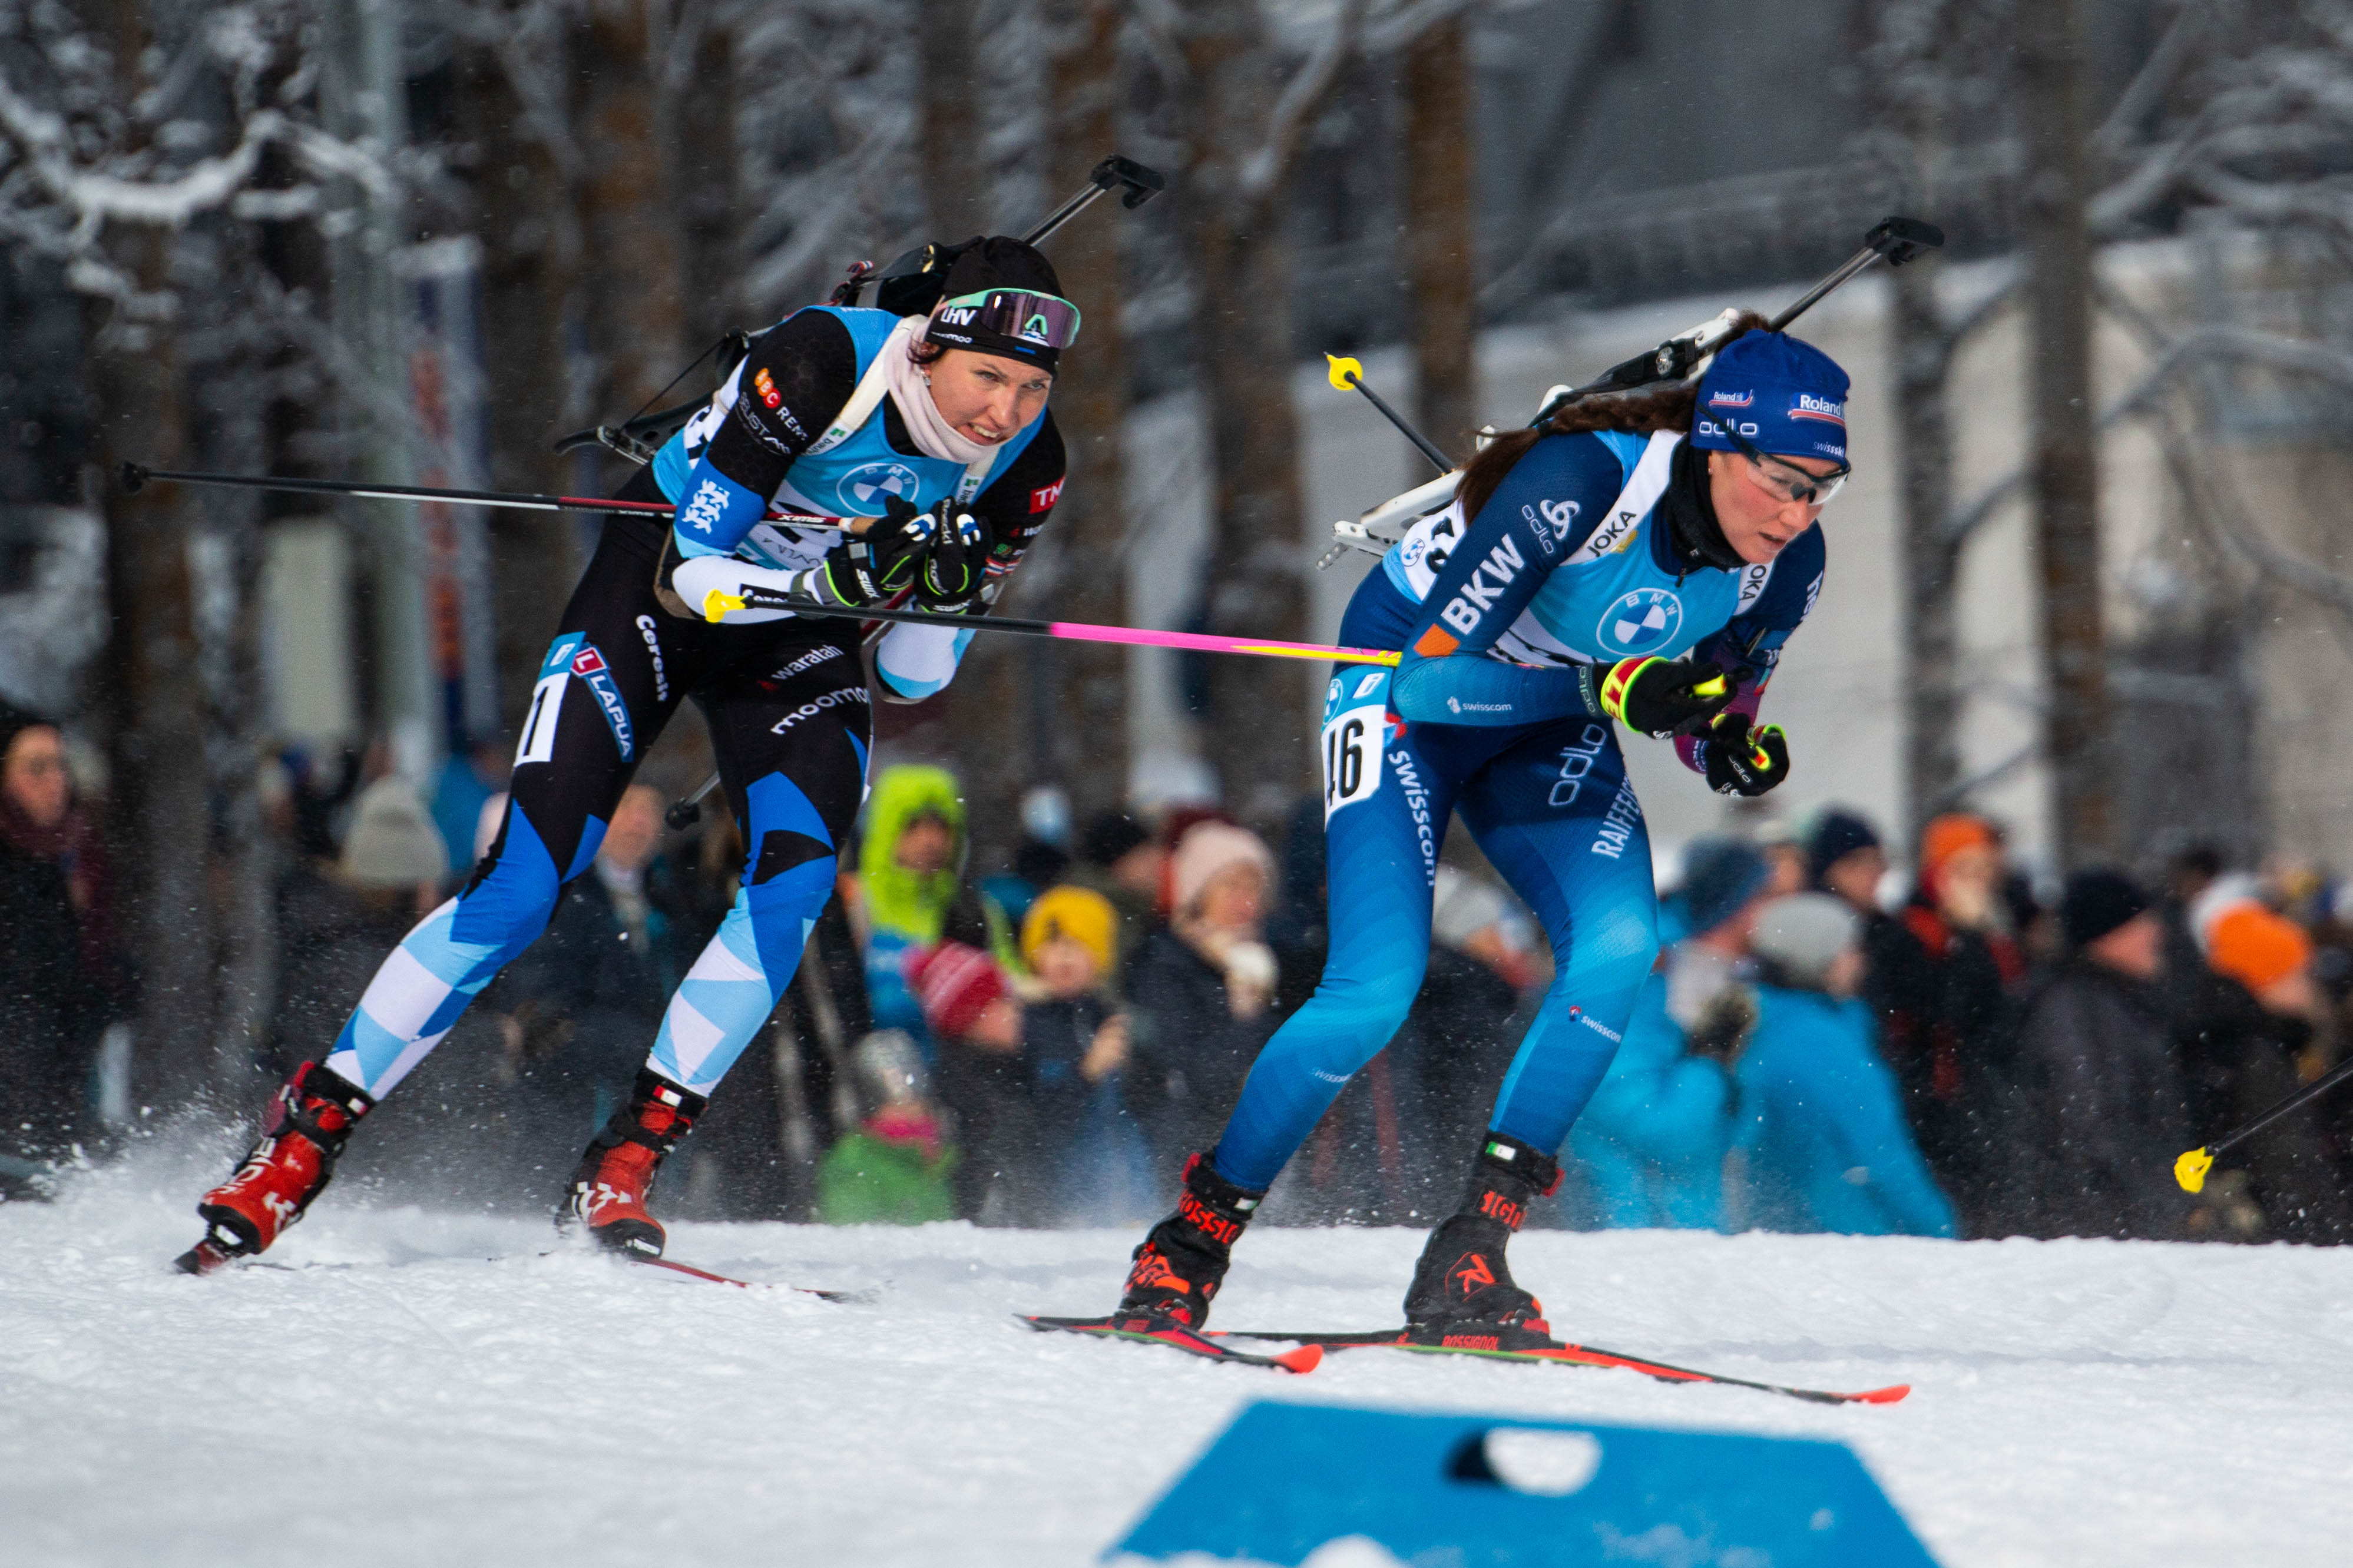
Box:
left=837, top=460, right=922, bottom=514
left=1599, top=588, right=1682, bottom=656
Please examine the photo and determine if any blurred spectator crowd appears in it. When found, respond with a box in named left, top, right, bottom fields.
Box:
left=6, top=694, right=2352, bottom=1244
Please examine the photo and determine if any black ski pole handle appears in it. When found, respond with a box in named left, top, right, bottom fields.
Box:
left=666, top=772, right=722, bottom=831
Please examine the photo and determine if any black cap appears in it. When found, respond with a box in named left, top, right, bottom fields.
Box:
left=1806, top=807, right=1882, bottom=888
left=925, top=237, right=1068, bottom=372
left=1081, top=810, right=1150, bottom=868
left=2061, top=867, right=2150, bottom=949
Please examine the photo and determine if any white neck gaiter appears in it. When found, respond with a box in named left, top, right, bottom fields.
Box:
left=880, top=314, right=995, bottom=467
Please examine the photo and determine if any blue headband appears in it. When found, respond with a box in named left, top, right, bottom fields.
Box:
left=1691, top=331, right=1850, bottom=465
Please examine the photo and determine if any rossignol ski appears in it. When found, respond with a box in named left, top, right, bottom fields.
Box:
left=1211, top=1328, right=1907, bottom=1405
left=1020, top=1314, right=1322, bottom=1374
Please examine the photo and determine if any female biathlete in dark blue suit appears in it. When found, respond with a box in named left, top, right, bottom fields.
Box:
left=1115, top=327, right=1854, bottom=1342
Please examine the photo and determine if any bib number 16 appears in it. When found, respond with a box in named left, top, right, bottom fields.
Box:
left=1322, top=701, right=1386, bottom=821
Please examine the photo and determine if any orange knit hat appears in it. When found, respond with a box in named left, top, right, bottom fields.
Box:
left=2206, top=904, right=2311, bottom=993
left=1917, top=813, right=1996, bottom=897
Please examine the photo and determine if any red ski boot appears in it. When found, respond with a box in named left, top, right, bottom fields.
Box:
left=1116, top=1153, right=1265, bottom=1330
left=1401, top=1132, right=1563, bottom=1350
left=562, top=1068, right=706, bottom=1257
left=176, top=1061, right=373, bottom=1274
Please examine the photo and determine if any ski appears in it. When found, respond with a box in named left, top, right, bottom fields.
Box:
left=1213, top=1328, right=1907, bottom=1405
left=623, top=1251, right=874, bottom=1303
left=1020, top=1314, right=1323, bottom=1374
left=171, top=1239, right=236, bottom=1276
left=173, top=1239, right=870, bottom=1302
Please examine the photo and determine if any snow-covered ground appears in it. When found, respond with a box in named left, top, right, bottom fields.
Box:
left=6, top=1146, right=2352, bottom=1567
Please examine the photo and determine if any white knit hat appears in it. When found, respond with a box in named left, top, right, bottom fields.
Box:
left=1749, top=893, right=1859, bottom=985
left=340, top=777, right=450, bottom=889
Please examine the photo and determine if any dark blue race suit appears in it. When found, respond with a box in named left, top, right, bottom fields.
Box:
left=1208, top=428, right=1824, bottom=1188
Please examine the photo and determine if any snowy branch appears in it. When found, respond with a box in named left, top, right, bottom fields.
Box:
left=1237, top=0, right=1369, bottom=201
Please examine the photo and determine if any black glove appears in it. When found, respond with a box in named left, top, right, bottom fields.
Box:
left=915, top=506, right=987, bottom=612
left=1599, top=656, right=1740, bottom=738
left=826, top=494, right=941, bottom=605
left=1701, top=711, right=1790, bottom=796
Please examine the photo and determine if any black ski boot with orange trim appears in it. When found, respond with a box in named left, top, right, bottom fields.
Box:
left=1116, top=1153, right=1265, bottom=1330
left=1401, top=1132, right=1563, bottom=1351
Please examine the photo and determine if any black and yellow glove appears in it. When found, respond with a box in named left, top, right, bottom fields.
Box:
left=915, top=507, right=987, bottom=612
left=826, top=494, right=942, bottom=605
left=1701, top=711, right=1789, bottom=797
left=1599, top=655, right=1740, bottom=738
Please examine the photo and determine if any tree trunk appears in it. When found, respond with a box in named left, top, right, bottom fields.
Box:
left=322, top=0, right=436, bottom=780
left=918, top=0, right=991, bottom=240
left=1893, top=256, right=1961, bottom=839
left=2018, top=0, right=2108, bottom=867
left=1034, top=0, right=1130, bottom=819
left=577, top=0, right=691, bottom=424
left=1404, top=19, right=1477, bottom=462
left=1182, top=0, right=1312, bottom=826
left=449, top=37, right=584, bottom=735
left=90, top=228, right=215, bottom=1109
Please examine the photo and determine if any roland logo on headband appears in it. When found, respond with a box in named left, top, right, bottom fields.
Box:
left=1791, top=392, right=1845, bottom=427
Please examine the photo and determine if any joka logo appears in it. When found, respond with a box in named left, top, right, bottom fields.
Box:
left=754, top=367, right=782, bottom=408
left=836, top=461, right=921, bottom=513
left=1583, top=509, right=1637, bottom=559
left=1707, top=388, right=1753, bottom=407
left=1791, top=392, right=1846, bottom=426
left=1598, top=587, right=1682, bottom=655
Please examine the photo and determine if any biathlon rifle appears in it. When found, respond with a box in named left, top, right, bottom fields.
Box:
left=554, top=155, right=1166, bottom=466
left=1318, top=216, right=1943, bottom=567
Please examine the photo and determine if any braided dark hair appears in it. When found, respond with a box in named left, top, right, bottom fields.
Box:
left=1452, top=311, right=1770, bottom=525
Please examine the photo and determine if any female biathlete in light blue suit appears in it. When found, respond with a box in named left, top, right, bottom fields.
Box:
left=1115, top=326, right=1853, bottom=1343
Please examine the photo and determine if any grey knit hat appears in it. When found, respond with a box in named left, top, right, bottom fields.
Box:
left=1749, top=893, right=1859, bottom=986
left=340, top=777, right=450, bottom=889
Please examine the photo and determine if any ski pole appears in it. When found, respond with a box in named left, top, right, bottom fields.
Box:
left=1324, top=356, right=1453, bottom=475
left=660, top=591, right=1393, bottom=830
left=700, top=586, right=1402, bottom=667
left=116, top=462, right=849, bottom=531
left=2175, top=1054, right=2353, bottom=1192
